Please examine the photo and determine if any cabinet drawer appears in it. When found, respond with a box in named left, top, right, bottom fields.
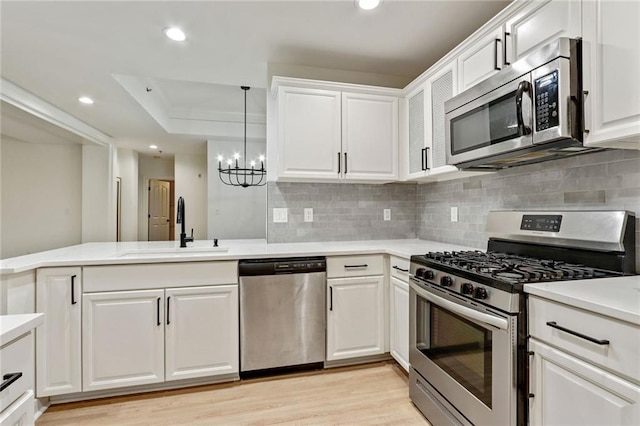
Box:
left=529, top=295, right=640, bottom=381
left=327, top=255, right=383, bottom=278
left=0, top=390, right=34, bottom=426
left=0, top=333, right=32, bottom=413
left=389, top=256, right=409, bottom=281
left=84, top=261, right=238, bottom=292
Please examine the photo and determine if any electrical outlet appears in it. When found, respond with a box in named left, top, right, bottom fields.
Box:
left=304, top=208, right=313, bottom=223
left=383, top=209, right=391, bottom=221
left=273, top=208, right=288, bottom=223
left=451, top=206, right=459, bottom=222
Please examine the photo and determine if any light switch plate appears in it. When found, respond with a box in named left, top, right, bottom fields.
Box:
left=273, top=208, right=288, bottom=223
left=451, top=206, right=458, bottom=222
left=304, top=208, right=313, bottom=223
left=383, top=209, right=391, bottom=221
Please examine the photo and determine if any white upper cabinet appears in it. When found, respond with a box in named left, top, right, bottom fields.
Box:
left=427, top=62, right=458, bottom=171
left=341, top=92, right=398, bottom=181
left=457, top=26, right=505, bottom=92
left=505, top=0, right=582, bottom=63
left=405, top=85, right=430, bottom=180
left=582, top=0, right=640, bottom=149
left=271, top=77, right=400, bottom=183
left=277, top=86, right=342, bottom=180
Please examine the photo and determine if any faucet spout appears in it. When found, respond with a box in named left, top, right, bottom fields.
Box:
left=176, top=196, right=193, bottom=248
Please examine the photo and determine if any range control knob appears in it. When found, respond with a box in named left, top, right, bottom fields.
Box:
left=440, top=276, right=453, bottom=287
left=474, top=287, right=488, bottom=300
left=415, top=268, right=426, bottom=278
left=461, top=283, right=475, bottom=295
left=423, top=269, right=435, bottom=280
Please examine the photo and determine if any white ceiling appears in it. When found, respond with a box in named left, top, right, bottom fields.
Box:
left=0, top=0, right=510, bottom=156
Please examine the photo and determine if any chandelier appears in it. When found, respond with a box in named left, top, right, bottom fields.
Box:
left=217, top=86, right=267, bottom=188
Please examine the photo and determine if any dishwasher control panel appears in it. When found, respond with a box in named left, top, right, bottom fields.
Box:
left=239, top=257, right=326, bottom=276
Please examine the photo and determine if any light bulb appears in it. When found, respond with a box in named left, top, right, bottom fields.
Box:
left=226, top=159, right=233, bottom=165
left=250, top=160, right=256, bottom=167
left=233, top=152, right=240, bottom=160
left=357, top=0, right=380, bottom=10
left=78, top=96, right=94, bottom=104
left=217, top=155, right=224, bottom=162
left=259, top=155, right=265, bottom=162
left=164, top=27, right=186, bottom=42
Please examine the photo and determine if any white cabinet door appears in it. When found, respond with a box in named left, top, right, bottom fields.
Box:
left=277, top=86, right=342, bottom=180
left=529, top=338, right=640, bottom=426
left=165, top=285, right=239, bottom=381
left=326, top=276, right=384, bottom=361
left=36, top=267, right=81, bottom=397
left=341, top=92, right=398, bottom=182
left=582, top=0, right=640, bottom=149
left=83, top=290, right=165, bottom=391
left=389, top=276, right=409, bottom=372
left=427, top=62, right=458, bottom=171
left=506, top=0, right=581, bottom=64
left=457, top=27, right=504, bottom=92
left=406, top=84, right=430, bottom=180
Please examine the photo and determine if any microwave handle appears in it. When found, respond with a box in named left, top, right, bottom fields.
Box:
left=515, top=80, right=532, bottom=136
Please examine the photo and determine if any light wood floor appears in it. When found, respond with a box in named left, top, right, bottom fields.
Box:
left=37, top=362, right=429, bottom=425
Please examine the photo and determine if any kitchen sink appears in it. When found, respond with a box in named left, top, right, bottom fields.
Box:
left=114, top=246, right=229, bottom=258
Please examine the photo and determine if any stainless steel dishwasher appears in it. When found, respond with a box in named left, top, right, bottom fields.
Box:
left=239, top=257, right=326, bottom=374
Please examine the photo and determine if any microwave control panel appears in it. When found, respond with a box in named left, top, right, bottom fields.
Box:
left=535, top=71, right=559, bottom=131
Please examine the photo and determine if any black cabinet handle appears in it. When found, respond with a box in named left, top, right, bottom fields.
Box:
left=157, top=297, right=161, bottom=326
left=337, top=152, right=341, bottom=174
left=0, top=372, right=22, bottom=392
left=329, top=286, right=333, bottom=311
left=503, top=32, right=511, bottom=66
left=393, top=265, right=409, bottom=272
left=546, top=321, right=610, bottom=345
left=166, top=296, right=171, bottom=325
left=71, top=274, right=77, bottom=305
left=422, top=147, right=430, bottom=171
left=344, top=264, right=368, bottom=269
left=344, top=152, right=348, bottom=174
left=494, top=38, right=502, bottom=71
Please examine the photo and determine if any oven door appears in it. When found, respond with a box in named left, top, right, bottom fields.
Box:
left=445, top=74, right=533, bottom=167
left=409, top=277, right=517, bottom=426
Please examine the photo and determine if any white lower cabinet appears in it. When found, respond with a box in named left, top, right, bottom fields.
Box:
left=35, top=267, right=82, bottom=397
left=165, top=286, right=238, bottom=381
left=529, top=339, right=640, bottom=426
left=83, top=290, right=165, bottom=391
left=389, top=276, right=409, bottom=372
left=83, top=285, right=239, bottom=392
left=326, top=276, right=384, bottom=361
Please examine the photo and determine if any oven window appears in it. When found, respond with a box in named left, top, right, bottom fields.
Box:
left=450, top=91, right=520, bottom=155
left=417, top=301, right=493, bottom=407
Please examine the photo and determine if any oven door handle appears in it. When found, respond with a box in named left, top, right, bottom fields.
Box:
left=412, top=281, right=508, bottom=330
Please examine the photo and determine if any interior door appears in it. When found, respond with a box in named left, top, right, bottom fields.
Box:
left=148, top=179, right=170, bottom=241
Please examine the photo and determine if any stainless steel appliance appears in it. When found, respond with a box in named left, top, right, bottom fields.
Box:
left=409, top=210, right=636, bottom=426
left=445, top=38, right=602, bottom=170
left=239, top=257, right=326, bottom=373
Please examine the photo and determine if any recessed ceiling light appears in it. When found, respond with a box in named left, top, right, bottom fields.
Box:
left=164, top=27, right=186, bottom=42
left=78, top=96, right=94, bottom=104
left=357, top=0, right=381, bottom=10
left=149, top=145, right=158, bottom=149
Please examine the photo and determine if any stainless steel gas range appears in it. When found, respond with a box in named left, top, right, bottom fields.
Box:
left=408, top=210, right=636, bottom=426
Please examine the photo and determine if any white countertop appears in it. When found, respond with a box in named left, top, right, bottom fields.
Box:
left=0, top=313, right=44, bottom=346
left=0, top=239, right=477, bottom=275
left=524, top=276, right=640, bottom=325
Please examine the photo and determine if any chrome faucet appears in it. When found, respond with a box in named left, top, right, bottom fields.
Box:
left=176, top=196, right=193, bottom=248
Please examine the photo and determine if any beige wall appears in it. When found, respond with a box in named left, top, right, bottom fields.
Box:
left=175, top=153, right=208, bottom=240
left=0, top=136, right=82, bottom=258
left=115, top=147, right=139, bottom=241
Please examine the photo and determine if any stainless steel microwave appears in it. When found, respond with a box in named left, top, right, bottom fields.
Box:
left=445, top=38, right=601, bottom=170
